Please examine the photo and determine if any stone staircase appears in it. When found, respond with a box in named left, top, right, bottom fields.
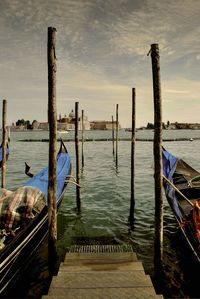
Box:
left=42, top=245, right=163, bottom=299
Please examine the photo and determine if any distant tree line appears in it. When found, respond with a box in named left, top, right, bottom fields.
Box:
left=146, top=121, right=170, bottom=129
left=145, top=121, right=200, bottom=130
left=16, top=119, right=37, bottom=130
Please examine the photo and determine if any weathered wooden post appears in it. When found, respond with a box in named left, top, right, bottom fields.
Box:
left=150, top=43, right=163, bottom=273
left=112, top=115, right=115, bottom=156
left=81, top=109, right=84, bottom=169
left=7, top=126, right=10, bottom=143
left=75, top=101, right=81, bottom=212
left=1, top=99, right=7, bottom=189
left=47, top=27, right=57, bottom=259
left=129, top=88, right=136, bottom=229
left=115, top=104, right=119, bottom=167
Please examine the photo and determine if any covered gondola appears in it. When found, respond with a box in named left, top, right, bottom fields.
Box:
left=0, top=139, right=71, bottom=295
left=162, top=147, right=200, bottom=263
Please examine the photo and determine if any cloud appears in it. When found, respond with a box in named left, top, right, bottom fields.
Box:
left=164, top=89, right=190, bottom=95
left=105, top=0, right=200, bottom=64
left=0, top=0, right=200, bottom=128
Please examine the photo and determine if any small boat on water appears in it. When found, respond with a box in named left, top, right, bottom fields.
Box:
left=0, top=139, right=71, bottom=295
left=0, top=143, right=9, bottom=168
left=162, top=147, right=200, bottom=263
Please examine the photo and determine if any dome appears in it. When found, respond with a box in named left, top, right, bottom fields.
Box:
left=69, top=109, right=75, bottom=118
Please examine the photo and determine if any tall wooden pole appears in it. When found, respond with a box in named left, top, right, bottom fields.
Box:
left=75, top=101, right=81, bottom=212
left=112, top=115, right=115, bottom=156
left=150, top=43, right=163, bottom=273
left=1, top=99, right=7, bottom=189
left=47, top=27, right=57, bottom=251
left=7, top=126, right=10, bottom=143
left=129, top=88, right=136, bottom=229
left=81, top=109, right=84, bottom=169
left=115, top=104, right=119, bottom=167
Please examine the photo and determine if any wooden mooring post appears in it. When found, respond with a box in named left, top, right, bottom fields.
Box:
left=47, top=27, right=58, bottom=261
left=150, top=43, right=163, bottom=273
left=1, top=99, right=7, bottom=189
left=115, top=104, right=119, bottom=167
left=81, top=109, right=84, bottom=169
left=75, top=101, right=81, bottom=212
left=112, top=115, right=115, bottom=156
left=129, top=88, right=136, bottom=229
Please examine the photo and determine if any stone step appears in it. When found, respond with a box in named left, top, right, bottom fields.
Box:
left=42, top=287, right=163, bottom=299
left=43, top=246, right=164, bottom=299
left=59, top=261, right=144, bottom=272
left=64, top=252, right=137, bottom=265
left=49, top=271, right=153, bottom=290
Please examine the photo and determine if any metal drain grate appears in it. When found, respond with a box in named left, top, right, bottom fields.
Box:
left=67, top=244, right=133, bottom=253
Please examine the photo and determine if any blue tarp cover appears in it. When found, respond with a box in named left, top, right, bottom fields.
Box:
left=23, top=152, right=71, bottom=202
left=0, top=144, right=9, bottom=162
left=162, top=148, right=184, bottom=222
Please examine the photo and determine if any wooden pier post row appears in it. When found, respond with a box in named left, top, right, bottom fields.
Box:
left=150, top=43, right=163, bottom=272
left=129, top=88, right=136, bottom=229
left=75, top=101, right=81, bottom=212
left=1, top=99, right=7, bottom=189
left=47, top=27, right=58, bottom=248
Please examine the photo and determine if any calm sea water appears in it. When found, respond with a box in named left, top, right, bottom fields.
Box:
left=2, top=129, right=200, bottom=298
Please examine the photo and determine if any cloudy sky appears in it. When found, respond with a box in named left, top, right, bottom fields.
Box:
left=0, top=0, right=200, bottom=127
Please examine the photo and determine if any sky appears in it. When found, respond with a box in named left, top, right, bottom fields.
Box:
left=0, top=0, right=200, bottom=128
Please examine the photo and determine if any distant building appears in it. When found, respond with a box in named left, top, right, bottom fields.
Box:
left=90, top=120, right=120, bottom=130
left=9, top=124, right=26, bottom=131
left=38, top=122, right=49, bottom=130
left=11, top=109, right=120, bottom=131
left=57, top=109, right=90, bottom=131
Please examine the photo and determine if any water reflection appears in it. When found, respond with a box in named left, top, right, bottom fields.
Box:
left=2, top=131, right=200, bottom=298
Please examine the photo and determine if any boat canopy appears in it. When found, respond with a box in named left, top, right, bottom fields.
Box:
left=23, top=151, right=71, bottom=201
left=162, top=148, right=184, bottom=221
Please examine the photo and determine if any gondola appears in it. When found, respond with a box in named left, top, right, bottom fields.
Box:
left=0, top=139, right=71, bottom=295
left=0, top=143, right=9, bottom=168
left=162, top=147, right=200, bottom=263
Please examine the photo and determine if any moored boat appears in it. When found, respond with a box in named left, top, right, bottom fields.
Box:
left=162, top=147, right=200, bottom=263
left=0, top=139, right=71, bottom=296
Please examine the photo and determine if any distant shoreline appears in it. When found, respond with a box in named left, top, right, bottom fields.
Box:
left=18, top=137, right=198, bottom=142
left=3, top=128, right=200, bottom=132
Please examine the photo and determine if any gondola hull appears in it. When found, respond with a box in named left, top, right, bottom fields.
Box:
left=0, top=189, right=66, bottom=296
left=0, top=140, right=71, bottom=296
left=162, top=148, right=200, bottom=263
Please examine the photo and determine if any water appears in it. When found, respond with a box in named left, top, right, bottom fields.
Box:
left=2, top=129, right=200, bottom=298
